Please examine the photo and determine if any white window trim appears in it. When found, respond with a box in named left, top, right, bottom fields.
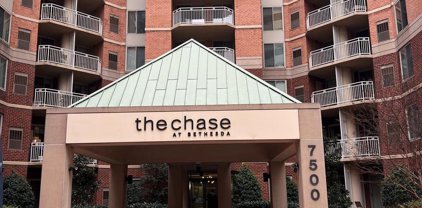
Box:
left=8, top=127, right=23, bottom=150
left=125, top=46, right=145, bottom=72
left=393, top=0, right=407, bottom=35
left=405, top=104, right=421, bottom=141
left=294, top=85, right=305, bottom=101
left=109, top=15, right=119, bottom=34
left=262, top=7, right=283, bottom=31
left=266, top=80, right=287, bottom=92
left=108, top=51, right=118, bottom=70
left=263, top=43, right=285, bottom=69
left=127, top=10, right=145, bottom=34
left=0, top=7, right=11, bottom=44
left=376, top=19, right=390, bottom=42
left=0, top=56, right=8, bottom=91
left=290, top=11, right=300, bottom=30
left=0, top=114, right=3, bottom=140
left=399, top=44, right=413, bottom=82
left=380, top=64, right=394, bottom=87
left=292, top=47, right=302, bottom=66
left=13, top=72, right=28, bottom=95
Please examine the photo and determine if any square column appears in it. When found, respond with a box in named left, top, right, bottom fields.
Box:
left=168, top=164, right=183, bottom=208
left=269, top=161, right=287, bottom=208
left=109, top=164, right=128, bottom=208
left=218, top=163, right=232, bottom=208
left=296, top=139, right=328, bottom=208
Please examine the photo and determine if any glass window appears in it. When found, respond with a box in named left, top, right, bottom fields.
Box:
left=108, top=52, right=118, bottom=70
left=266, top=80, right=287, bottom=92
left=293, top=48, right=302, bottom=66
left=21, top=0, right=33, bottom=8
left=381, top=65, right=394, bottom=87
left=406, top=104, right=420, bottom=141
left=264, top=43, right=284, bottom=68
left=395, top=0, right=408, bottom=32
left=291, top=12, right=300, bottom=29
left=0, top=7, right=11, bottom=43
left=294, top=86, right=304, bottom=102
left=126, top=47, right=145, bottom=71
left=0, top=56, right=6, bottom=90
left=377, top=21, right=390, bottom=42
left=17, top=28, right=31, bottom=50
left=102, top=189, right=109, bottom=206
left=9, top=128, right=23, bottom=150
left=110, top=15, right=119, bottom=34
left=128, top=11, right=145, bottom=34
left=13, top=73, right=28, bottom=95
left=263, top=7, right=282, bottom=31
left=400, top=44, right=413, bottom=80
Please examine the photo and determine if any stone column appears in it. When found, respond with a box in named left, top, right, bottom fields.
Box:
left=39, top=114, right=73, bottom=208
left=270, top=161, right=287, bottom=208
left=168, top=164, right=183, bottom=208
left=109, top=164, right=128, bottom=208
left=218, top=163, right=232, bottom=208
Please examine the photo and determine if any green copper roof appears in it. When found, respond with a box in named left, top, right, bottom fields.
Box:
left=71, top=39, right=299, bottom=108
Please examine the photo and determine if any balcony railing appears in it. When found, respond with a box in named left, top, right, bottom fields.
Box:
left=38, top=45, right=101, bottom=72
left=30, top=142, right=44, bottom=162
left=339, top=136, right=380, bottom=158
left=311, top=81, right=374, bottom=107
left=309, top=37, right=371, bottom=68
left=33, top=88, right=86, bottom=108
left=41, top=3, right=102, bottom=34
left=210, top=47, right=235, bottom=62
left=307, top=0, right=367, bottom=30
left=173, top=7, right=234, bottom=26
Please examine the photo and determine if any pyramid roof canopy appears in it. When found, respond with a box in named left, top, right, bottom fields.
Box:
left=71, top=39, right=299, bottom=108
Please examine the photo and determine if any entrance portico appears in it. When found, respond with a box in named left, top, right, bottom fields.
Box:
left=39, top=40, right=328, bottom=208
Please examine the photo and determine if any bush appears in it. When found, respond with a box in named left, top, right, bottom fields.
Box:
left=400, top=200, right=422, bottom=208
left=382, top=168, right=422, bottom=208
left=233, top=200, right=269, bottom=208
left=72, top=205, right=106, bottom=208
left=138, top=164, right=168, bottom=204
left=127, top=202, right=167, bottom=208
left=232, top=166, right=262, bottom=205
left=72, top=155, right=99, bottom=206
left=3, top=173, right=35, bottom=208
left=3, top=206, right=18, bottom=208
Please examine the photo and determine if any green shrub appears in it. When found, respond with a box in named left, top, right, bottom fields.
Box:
left=382, top=168, right=422, bottom=208
left=3, top=173, right=35, bottom=208
left=3, top=206, right=18, bottom=208
left=72, top=155, right=99, bottom=206
left=127, top=202, right=167, bottom=208
left=232, top=166, right=262, bottom=205
left=233, top=200, right=269, bottom=208
left=286, top=178, right=299, bottom=208
left=400, top=200, right=422, bottom=208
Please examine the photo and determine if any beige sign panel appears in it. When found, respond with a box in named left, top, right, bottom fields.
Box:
left=66, top=109, right=300, bottom=144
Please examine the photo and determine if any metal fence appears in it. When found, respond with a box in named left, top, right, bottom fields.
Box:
left=339, top=136, right=380, bottom=158
left=311, top=81, right=374, bottom=107
left=30, top=142, right=44, bottom=162
left=33, top=88, right=86, bottom=108
left=173, top=7, right=234, bottom=26
left=210, top=47, right=235, bottom=62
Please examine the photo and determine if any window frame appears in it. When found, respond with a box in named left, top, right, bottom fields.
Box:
left=17, top=28, right=31, bottom=51
left=109, top=15, right=119, bottom=34
left=21, top=0, right=33, bottom=8
left=381, top=64, right=394, bottom=87
left=0, top=7, right=11, bottom=44
left=394, top=0, right=408, bottom=33
left=292, top=47, right=302, bottom=66
left=0, top=55, right=7, bottom=91
left=13, top=72, right=28, bottom=95
left=264, top=43, right=284, bottom=68
left=8, top=127, right=23, bottom=150
left=263, top=7, right=283, bottom=31
left=290, top=11, right=300, bottom=30
left=266, top=80, right=287, bottom=93
left=294, top=85, right=305, bottom=102
left=127, top=11, right=145, bottom=34
left=399, top=44, right=414, bottom=81
left=405, top=104, right=421, bottom=141
left=376, top=20, right=390, bottom=42
left=126, top=46, right=145, bottom=71
left=102, top=188, right=109, bottom=206
left=108, top=52, right=118, bottom=70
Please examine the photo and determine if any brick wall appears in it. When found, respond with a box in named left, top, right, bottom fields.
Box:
left=145, top=31, right=172, bottom=60
left=102, top=5, right=127, bottom=43
left=0, top=61, right=36, bottom=106
left=101, top=41, right=126, bottom=72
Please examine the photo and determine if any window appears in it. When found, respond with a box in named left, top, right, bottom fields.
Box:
left=21, top=0, right=33, bottom=8
left=291, top=12, right=300, bottom=29
left=266, top=80, right=287, bottom=93
left=399, top=44, right=413, bottom=80
left=128, top=11, right=145, bottom=34
left=126, top=47, right=145, bottom=71
left=381, top=65, right=394, bottom=87
left=0, top=56, right=6, bottom=90
left=8, top=128, right=23, bottom=150
left=17, top=29, right=30, bottom=50
left=395, top=0, right=408, bottom=32
left=0, top=7, right=11, bottom=43
left=387, top=122, right=400, bottom=143
left=376, top=21, right=390, bottom=42
left=294, top=86, right=304, bottom=102
left=264, top=43, right=284, bottom=67
left=102, top=189, right=109, bottom=206
left=13, top=73, right=28, bottom=95
left=293, top=48, right=302, bottom=66
left=108, top=52, right=118, bottom=70
left=406, top=104, right=420, bottom=141
left=263, top=7, right=282, bottom=31
left=110, top=15, right=119, bottom=34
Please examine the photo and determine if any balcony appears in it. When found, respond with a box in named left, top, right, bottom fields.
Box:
left=311, top=81, right=374, bottom=108
left=173, top=7, right=234, bottom=27
left=307, top=0, right=367, bottom=31
left=37, top=45, right=101, bottom=73
left=210, top=47, right=235, bottom=62
left=33, top=88, right=86, bottom=108
left=309, top=37, right=371, bottom=69
left=40, top=3, right=102, bottom=35
left=339, top=136, right=380, bottom=159
left=30, top=142, right=44, bottom=162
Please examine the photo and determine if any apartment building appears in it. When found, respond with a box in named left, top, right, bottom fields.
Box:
left=0, top=0, right=420, bottom=207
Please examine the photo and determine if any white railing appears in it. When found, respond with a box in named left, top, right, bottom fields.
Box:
left=339, top=136, right=380, bottom=158
left=311, top=81, right=374, bottom=107
left=38, top=45, right=101, bottom=72
left=33, top=88, right=86, bottom=108
left=309, top=37, right=371, bottom=68
left=30, top=142, right=44, bottom=162
left=307, top=0, right=367, bottom=30
left=173, top=7, right=234, bottom=26
left=210, top=47, right=235, bottom=62
left=41, top=3, right=102, bottom=34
